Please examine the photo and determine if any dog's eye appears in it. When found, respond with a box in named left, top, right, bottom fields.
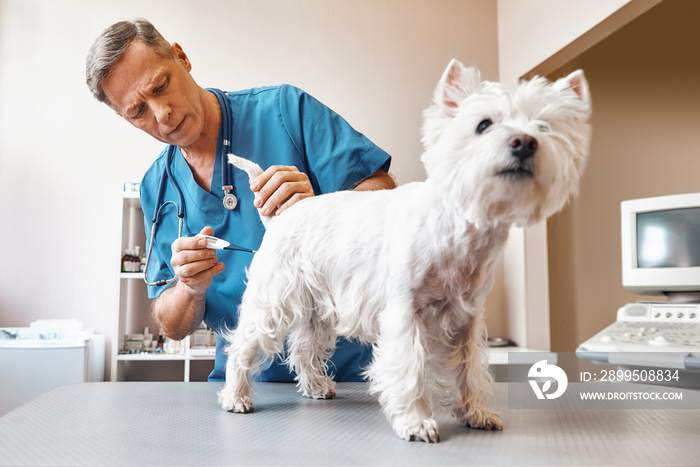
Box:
left=537, top=122, right=551, bottom=132
left=476, top=119, right=493, bottom=135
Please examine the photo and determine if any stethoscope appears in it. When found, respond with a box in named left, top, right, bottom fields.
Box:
left=143, top=88, right=255, bottom=287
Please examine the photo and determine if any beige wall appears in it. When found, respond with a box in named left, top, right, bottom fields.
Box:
left=548, top=0, right=700, bottom=353
left=497, top=0, right=647, bottom=84
left=494, top=0, right=663, bottom=351
left=0, top=0, right=498, bottom=378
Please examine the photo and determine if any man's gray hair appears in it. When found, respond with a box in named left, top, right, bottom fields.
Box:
left=86, top=18, right=173, bottom=107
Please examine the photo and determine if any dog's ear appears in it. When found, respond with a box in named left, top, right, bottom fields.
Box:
left=554, top=70, right=590, bottom=104
left=433, top=59, right=481, bottom=117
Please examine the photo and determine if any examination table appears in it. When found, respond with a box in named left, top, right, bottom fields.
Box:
left=0, top=382, right=697, bottom=466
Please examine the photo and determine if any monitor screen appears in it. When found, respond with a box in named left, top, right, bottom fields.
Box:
left=636, top=207, right=700, bottom=268
left=621, top=193, right=700, bottom=300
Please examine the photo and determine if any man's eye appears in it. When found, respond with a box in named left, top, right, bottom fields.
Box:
left=134, top=104, right=146, bottom=119
left=155, top=79, right=168, bottom=94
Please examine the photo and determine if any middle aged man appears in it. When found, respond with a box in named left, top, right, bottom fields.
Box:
left=86, top=19, right=396, bottom=382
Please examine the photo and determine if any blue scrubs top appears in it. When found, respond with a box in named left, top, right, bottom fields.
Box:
left=140, top=85, right=391, bottom=382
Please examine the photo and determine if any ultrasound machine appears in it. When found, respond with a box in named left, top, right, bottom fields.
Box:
left=577, top=193, right=700, bottom=384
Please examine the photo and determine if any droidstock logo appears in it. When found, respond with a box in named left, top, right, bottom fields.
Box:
left=528, top=360, right=568, bottom=400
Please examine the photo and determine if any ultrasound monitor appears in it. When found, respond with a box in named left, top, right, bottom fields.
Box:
left=621, top=192, right=700, bottom=303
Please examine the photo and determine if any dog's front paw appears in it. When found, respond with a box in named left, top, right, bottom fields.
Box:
left=461, top=408, right=503, bottom=431
left=393, top=418, right=440, bottom=443
left=308, top=386, right=336, bottom=400
left=219, top=391, right=255, bottom=413
left=301, top=376, right=336, bottom=400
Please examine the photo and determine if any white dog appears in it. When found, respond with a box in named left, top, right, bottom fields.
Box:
left=219, top=59, right=591, bottom=443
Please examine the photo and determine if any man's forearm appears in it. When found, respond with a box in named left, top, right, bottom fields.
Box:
left=152, top=281, right=207, bottom=341
left=353, top=169, right=396, bottom=191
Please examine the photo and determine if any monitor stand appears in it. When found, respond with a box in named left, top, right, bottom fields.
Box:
left=665, top=291, right=700, bottom=304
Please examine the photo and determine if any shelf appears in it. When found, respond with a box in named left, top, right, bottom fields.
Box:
left=120, top=272, right=144, bottom=280
left=117, top=353, right=187, bottom=362
left=189, top=348, right=216, bottom=359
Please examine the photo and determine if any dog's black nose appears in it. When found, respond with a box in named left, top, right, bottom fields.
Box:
left=508, top=135, right=538, bottom=160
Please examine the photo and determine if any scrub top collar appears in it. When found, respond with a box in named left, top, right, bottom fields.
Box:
left=170, top=102, right=232, bottom=230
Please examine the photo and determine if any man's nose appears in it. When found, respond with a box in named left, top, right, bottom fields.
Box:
left=151, top=98, right=172, bottom=124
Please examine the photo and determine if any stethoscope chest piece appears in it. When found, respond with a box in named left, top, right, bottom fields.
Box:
left=222, top=185, right=237, bottom=210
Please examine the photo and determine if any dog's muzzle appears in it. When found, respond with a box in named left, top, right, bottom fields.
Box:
left=497, top=135, right=537, bottom=178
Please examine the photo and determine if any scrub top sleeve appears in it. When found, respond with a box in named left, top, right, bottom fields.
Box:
left=278, top=85, right=391, bottom=194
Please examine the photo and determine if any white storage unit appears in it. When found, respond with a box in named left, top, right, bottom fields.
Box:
left=114, top=191, right=215, bottom=382
left=0, top=321, right=104, bottom=416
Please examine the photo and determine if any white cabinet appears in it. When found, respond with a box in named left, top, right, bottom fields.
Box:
left=113, top=191, right=215, bottom=382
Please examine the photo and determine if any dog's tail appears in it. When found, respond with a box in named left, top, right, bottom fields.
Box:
left=228, top=154, right=271, bottom=228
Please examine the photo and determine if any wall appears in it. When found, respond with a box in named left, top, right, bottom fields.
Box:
left=497, top=0, right=661, bottom=84
left=0, top=0, right=498, bottom=378
left=495, top=0, right=662, bottom=350
left=547, top=0, right=700, bottom=352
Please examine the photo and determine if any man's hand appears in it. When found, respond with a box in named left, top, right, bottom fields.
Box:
left=170, top=226, right=225, bottom=293
left=249, top=165, right=395, bottom=216
left=250, top=165, right=314, bottom=216
left=153, top=226, right=224, bottom=340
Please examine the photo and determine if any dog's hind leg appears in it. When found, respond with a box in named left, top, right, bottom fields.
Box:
left=368, top=303, right=440, bottom=443
left=286, top=318, right=337, bottom=399
left=218, top=301, right=285, bottom=413
left=450, top=313, right=503, bottom=431
left=218, top=322, right=261, bottom=413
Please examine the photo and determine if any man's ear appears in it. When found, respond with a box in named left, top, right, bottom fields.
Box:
left=171, top=42, right=192, bottom=72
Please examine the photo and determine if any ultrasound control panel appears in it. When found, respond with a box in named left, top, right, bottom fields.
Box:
left=577, top=302, right=700, bottom=370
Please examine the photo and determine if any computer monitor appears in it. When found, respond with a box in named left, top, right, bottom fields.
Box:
left=621, top=192, right=700, bottom=303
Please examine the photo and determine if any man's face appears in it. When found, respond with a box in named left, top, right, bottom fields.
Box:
left=102, top=40, right=207, bottom=148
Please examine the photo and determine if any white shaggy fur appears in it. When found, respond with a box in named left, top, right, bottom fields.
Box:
left=218, top=59, right=591, bottom=443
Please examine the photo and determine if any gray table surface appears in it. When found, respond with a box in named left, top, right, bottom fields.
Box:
left=0, top=382, right=698, bottom=466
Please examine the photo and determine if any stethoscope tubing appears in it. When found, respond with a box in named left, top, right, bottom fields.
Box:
left=143, top=88, right=240, bottom=287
